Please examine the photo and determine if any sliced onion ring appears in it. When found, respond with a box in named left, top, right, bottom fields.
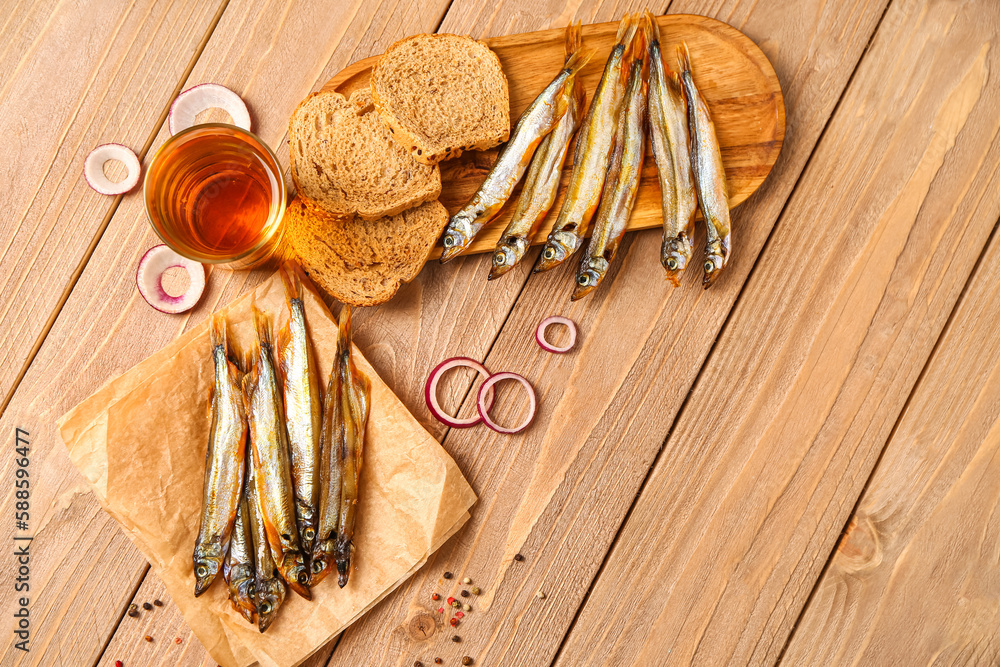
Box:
left=136, top=244, right=206, bottom=314
left=168, top=83, right=251, bottom=135
left=477, top=372, right=536, bottom=435
left=425, top=357, right=494, bottom=428
left=84, top=143, right=141, bottom=195
left=536, top=316, right=577, bottom=353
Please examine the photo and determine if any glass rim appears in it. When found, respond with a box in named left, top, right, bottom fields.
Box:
left=143, top=122, right=286, bottom=265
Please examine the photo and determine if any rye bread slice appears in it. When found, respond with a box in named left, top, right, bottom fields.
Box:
left=284, top=197, right=448, bottom=307
left=288, top=89, right=441, bottom=220
left=371, top=33, right=511, bottom=165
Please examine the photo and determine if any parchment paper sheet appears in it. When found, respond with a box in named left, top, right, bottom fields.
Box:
left=58, top=270, right=477, bottom=667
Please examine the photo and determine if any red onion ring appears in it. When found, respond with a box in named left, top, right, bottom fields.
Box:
left=536, top=316, right=577, bottom=353
left=168, top=83, right=251, bottom=135
left=84, top=143, right=141, bottom=195
left=136, top=244, right=206, bottom=314
left=425, top=357, right=494, bottom=428
left=477, top=372, right=536, bottom=434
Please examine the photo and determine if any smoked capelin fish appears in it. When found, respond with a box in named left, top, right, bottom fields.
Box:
left=244, top=306, right=311, bottom=600
left=647, top=14, right=697, bottom=286
left=490, top=23, right=587, bottom=280
left=536, top=14, right=640, bottom=273
left=573, top=21, right=648, bottom=300
left=334, top=306, right=372, bottom=588
left=439, top=42, right=592, bottom=262
left=224, top=492, right=257, bottom=624
left=247, top=460, right=286, bottom=633
left=193, top=314, right=247, bottom=597
left=310, top=324, right=345, bottom=587
left=677, top=42, right=731, bottom=288
left=277, top=269, right=322, bottom=558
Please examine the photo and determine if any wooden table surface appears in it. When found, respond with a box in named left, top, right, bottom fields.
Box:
left=2, top=0, right=998, bottom=665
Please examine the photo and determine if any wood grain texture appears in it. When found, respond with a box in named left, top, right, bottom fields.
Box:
left=0, top=0, right=460, bottom=664
left=0, top=0, right=228, bottom=405
left=326, top=14, right=784, bottom=258
left=559, top=0, right=1000, bottom=664
left=326, top=0, right=886, bottom=664
left=783, top=223, right=1000, bottom=661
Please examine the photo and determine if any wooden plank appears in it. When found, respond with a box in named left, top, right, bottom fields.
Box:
left=557, top=0, right=1000, bottom=664
left=782, top=233, right=1000, bottom=660
left=0, top=0, right=462, bottom=664
left=0, top=0, right=228, bottom=406
left=326, top=0, right=887, bottom=665
left=327, top=14, right=785, bottom=258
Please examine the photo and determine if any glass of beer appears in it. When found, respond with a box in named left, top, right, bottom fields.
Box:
left=144, top=123, right=286, bottom=269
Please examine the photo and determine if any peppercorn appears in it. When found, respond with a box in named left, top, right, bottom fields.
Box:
left=127, top=609, right=139, bottom=618
left=142, top=602, right=152, bottom=610
left=462, top=577, right=471, bottom=584
left=437, top=607, right=445, bottom=614
left=115, top=661, right=123, bottom=667
left=153, top=599, right=163, bottom=607
left=444, top=571, right=453, bottom=579
left=471, top=587, right=480, bottom=595
left=452, top=635, right=461, bottom=642
left=432, top=593, right=441, bottom=601
left=434, top=659, right=442, bottom=665
left=144, top=635, right=153, bottom=642
left=175, top=637, right=182, bottom=644
left=447, top=596, right=456, bottom=605
left=451, top=600, right=462, bottom=608
left=536, top=591, right=546, bottom=600
left=462, top=657, right=473, bottom=665
left=463, top=604, right=471, bottom=612
left=415, top=662, right=423, bottom=667
left=456, top=611, right=465, bottom=618
left=450, top=617, right=459, bottom=628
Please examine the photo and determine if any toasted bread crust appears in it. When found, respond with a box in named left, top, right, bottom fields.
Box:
left=371, top=33, right=510, bottom=165
left=284, top=197, right=448, bottom=307
left=288, top=90, right=441, bottom=220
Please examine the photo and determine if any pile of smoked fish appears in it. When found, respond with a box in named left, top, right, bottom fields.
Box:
left=439, top=12, right=731, bottom=295
left=193, top=270, right=371, bottom=632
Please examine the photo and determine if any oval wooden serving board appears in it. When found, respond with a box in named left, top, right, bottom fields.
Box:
left=324, top=14, right=784, bottom=260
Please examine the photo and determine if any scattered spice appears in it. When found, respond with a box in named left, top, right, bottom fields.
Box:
left=127, top=609, right=139, bottom=618
left=434, top=659, right=442, bottom=665
left=462, top=577, right=471, bottom=584
left=452, top=635, right=461, bottom=642
left=443, top=572, right=453, bottom=579
left=471, top=587, right=480, bottom=595
left=514, top=553, right=524, bottom=562
left=447, top=597, right=456, bottom=605
left=451, top=600, right=462, bottom=608
left=144, top=635, right=153, bottom=643
left=456, top=611, right=465, bottom=619
left=153, top=599, right=163, bottom=607
left=115, top=661, right=123, bottom=667
left=437, top=607, right=445, bottom=614
left=415, top=662, right=423, bottom=667
left=450, top=617, right=460, bottom=628
left=460, top=590, right=469, bottom=598
left=175, top=637, right=182, bottom=644
left=142, top=602, right=152, bottom=610
left=536, top=591, right=546, bottom=600
left=462, top=604, right=471, bottom=612
left=462, top=657, right=474, bottom=665
left=431, top=593, right=441, bottom=601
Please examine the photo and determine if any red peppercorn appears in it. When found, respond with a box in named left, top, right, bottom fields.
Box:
left=446, top=597, right=455, bottom=605
left=437, top=607, right=444, bottom=614
left=456, top=611, right=464, bottom=618
left=115, top=662, right=123, bottom=667
left=450, top=617, right=460, bottom=628
left=431, top=593, right=441, bottom=601
left=175, top=637, right=182, bottom=644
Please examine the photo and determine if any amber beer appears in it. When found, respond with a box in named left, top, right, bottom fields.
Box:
left=144, top=124, right=285, bottom=269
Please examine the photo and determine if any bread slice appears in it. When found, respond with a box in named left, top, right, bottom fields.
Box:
left=288, top=89, right=441, bottom=220
left=284, top=197, right=448, bottom=307
left=371, top=33, right=510, bottom=165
